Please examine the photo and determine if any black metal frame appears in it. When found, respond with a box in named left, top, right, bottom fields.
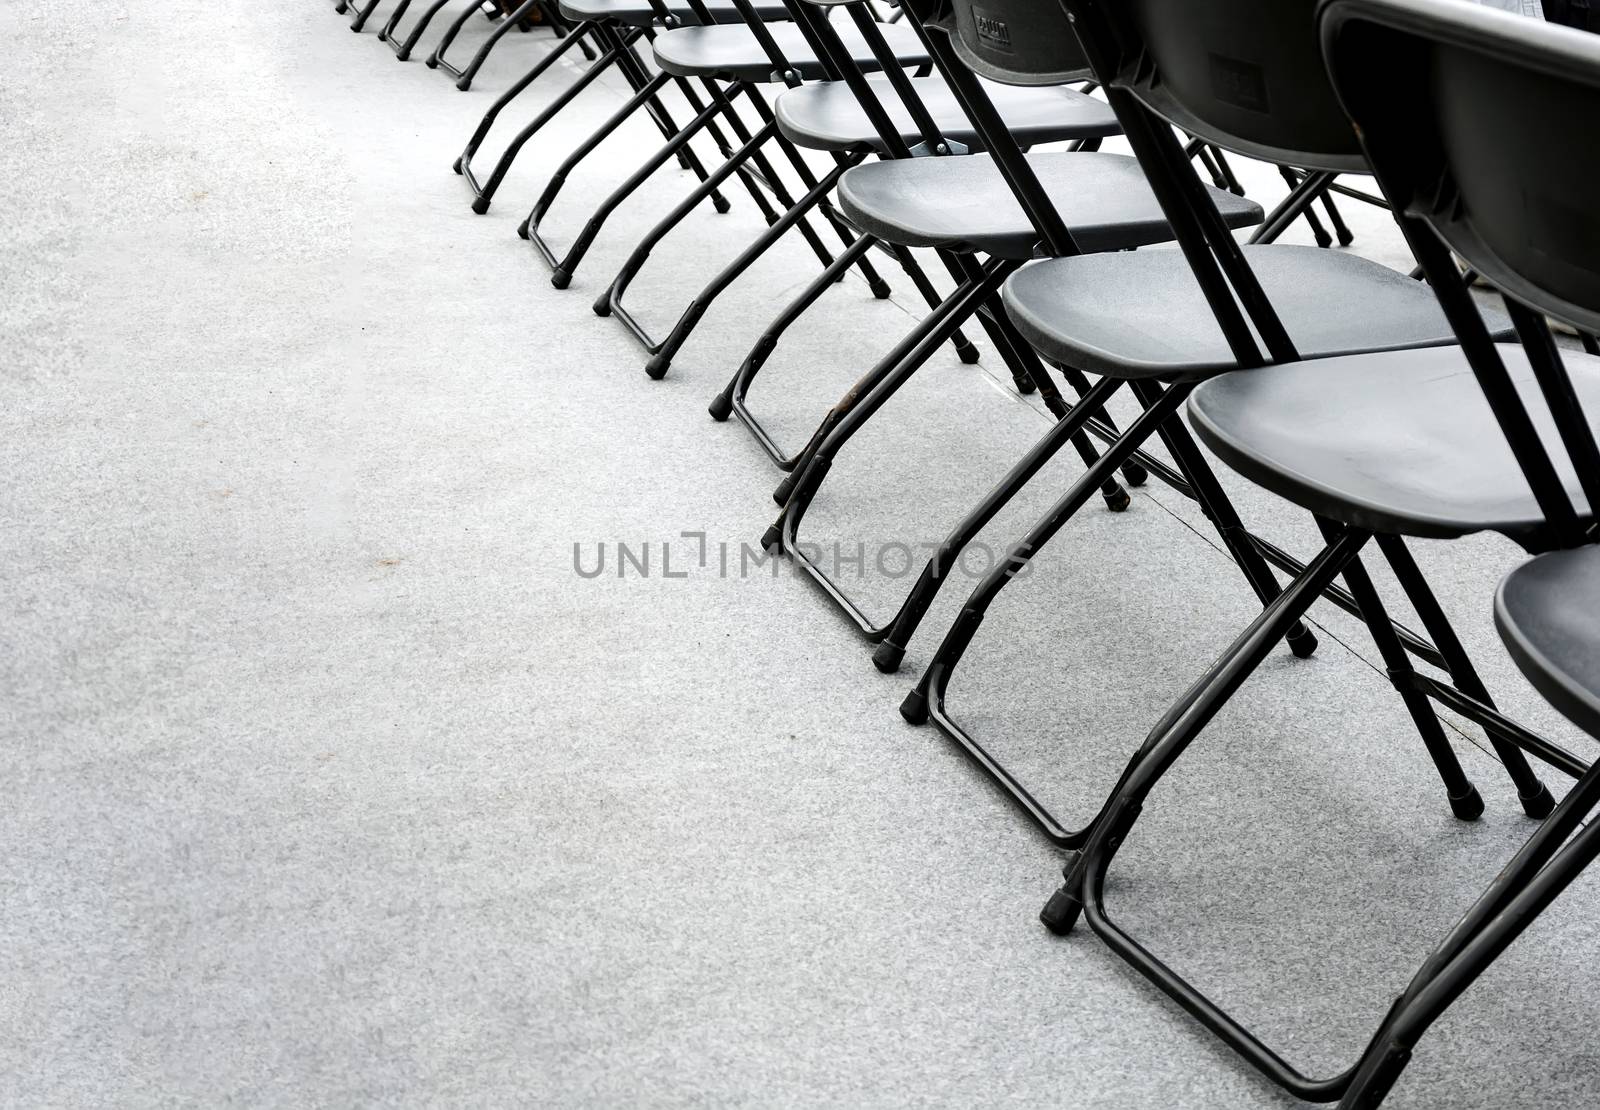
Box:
left=453, top=19, right=733, bottom=216
left=1016, top=2, right=1597, bottom=1106
left=589, top=0, right=945, bottom=376
left=521, top=12, right=884, bottom=292
left=757, top=0, right=1334, bottom=692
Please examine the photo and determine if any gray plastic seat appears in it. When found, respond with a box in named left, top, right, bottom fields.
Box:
left=557, top=0, right=792, bottom=26
left=1187, top=343, right=1600, bottom=542
left=1496, top=546, right=1600, bottom=739
left=1002, top=245, right=1484, bottom=379
left=836, top=151, right=1262, bottom=260
left=774, top=75, right=1119, bottom=154
left=651, top=20, right=928, bottom=81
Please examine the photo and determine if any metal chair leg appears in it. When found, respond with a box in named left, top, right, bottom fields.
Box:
left=455, top=27, right=628, bottom=213
left=452, top=22, right=597, bottom=201
left=426, top=0, right=497, bottom=71
left=386, top=0, right=457, bottom=61
left=526, top=78, right=737, bottom=288
left=441, top=0, right=537, bottom=87
left=349, top=0, right=385, bottom=32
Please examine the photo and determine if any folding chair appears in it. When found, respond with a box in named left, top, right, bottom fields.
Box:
left=1024, top=1, right=1599, bottom=1104
left=706, top=0, right=1129, bottom=462
left=587, top=0, right=935, bottom=373
left=752, top=0, right=1321, bottom=669
left=382, top=0, right=580, bottom=63
left=453, top=1, right=772, bottom=216
left=888, top=0, right=1553, bottom=859
left=430, top=0, right=550, bottom=87
left=519, top=0, right=894, bottom=292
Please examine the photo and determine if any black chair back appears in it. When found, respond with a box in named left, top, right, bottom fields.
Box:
left=1322, top=0, right=1600, bottom=547
left=900, top=0, right=1089, bottom=86
left=1062, top=0, right=1366, bottom=173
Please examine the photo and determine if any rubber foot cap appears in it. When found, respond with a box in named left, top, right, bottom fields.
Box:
left=592, top=293, right=612, bottom=317
left=1121, top=461, right=1149, bottom=487
left=899, top=687, right=928, bottom=725
left=712, top=195, right=731, bottom=214
left=772, top=476, right=795, bottom=506
left=956, top=341, right=981, bottom=365
left=425, top=55, right=439, bottom=68
left=1450, top=784, right=1485, bottom=822
left=707, top=393, right=733, bottom=422
left=645, top=354, right=669, bottom=380
left=456, top=77, right=473, bottom=91
left=551, top=269, right=571, bottom=291
left=1013, top=376, right=1037, bottom=395
left=1287, top=625, right=1319, bottom=659
left=471, top=196, right=491, bottom=216
left=1520, top=781, right=1556, bottom=820
left=872, top=640, right=905, bottom=675
left=1039, top=886, right=1083, bottom=935
left=1102, top=486, right=1131, bottom=513
left=759, top=524, right=782, bottom=553
left=869, top=280, right=892, bottom=300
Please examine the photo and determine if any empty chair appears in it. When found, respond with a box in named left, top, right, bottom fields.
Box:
left=896, top=0, right=1544, bottom=871
left=1030, top=0, right=1600, bottom=1105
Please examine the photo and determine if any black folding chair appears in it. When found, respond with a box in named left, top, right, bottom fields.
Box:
left=1026, top=1, right=1599, bottom=1104
left=520, top=0, right=894, bottom=293
left=430, top=0, right=552, bottom=86
left=890, top=0, right=1552, bottom=859
left=588, top=0, right=934, bottom=374
left=453, top=0, right=771, bottom=217
left=754, top=0, right=1317, bottom=669
left=382, top=0, right=583, bottom=63
left=707, top=0, right=1128, bottom=462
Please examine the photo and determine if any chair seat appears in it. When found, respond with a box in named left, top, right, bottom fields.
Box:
left=1497, top=547, right=1600, bottom=740
left=558, top=0, right=791, bottom=27
left=836, top=152, right=1262, bottom=260
left=1002, top=245, right=1475, bottom=380
left=1188, top=343, right=1600, bottom=542
left=651, top=21, right=928, bottom=82
left=774, top=75, right=1119, bottom=153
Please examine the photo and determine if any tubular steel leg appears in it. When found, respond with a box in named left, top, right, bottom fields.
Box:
left=1037, top=529, right=1372, bottom=1104
left=1338, top=768, right=1600, bottom=1108
left=452, top=22, right=597, bottom=197
left=446, top=0, right=537, bottom=88
left=594, top=120, right=785, bottom=331
left=457, top=29, right=627, bottom=213
left=426, top=0, right=494, bottom=68
left=350, top=0, right=384, bottom=32
left=602, top=146, right=861, bottom=378
left=763, top=263, right=1016, bottom=530
left=388, top=0, right=456, bottom=60
left=757, top=265, right=1023, bottom=636
left=522, top=73, right=733, bottom=287
left=1374, top=533, right=1553, bottom=817
left=871, top=374, right=1127, bottom=678
left=898, top=385, right=1193, bottom=847
left=708, top=241, right=978, bottom=454
left=1251, top=170, right=1336, bottom=247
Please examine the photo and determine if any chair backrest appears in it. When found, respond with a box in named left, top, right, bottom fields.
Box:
left=1322, top=0, right=1600, bottom=336
left=1061, top=0, right=1367, bottom=172
left=901, top=0, right=1090, bottom=86
left=1321, top=0, right=1600, bottom=546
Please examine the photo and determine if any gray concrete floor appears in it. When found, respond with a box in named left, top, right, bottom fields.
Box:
left=3, top=2, right=1599, bottom=1107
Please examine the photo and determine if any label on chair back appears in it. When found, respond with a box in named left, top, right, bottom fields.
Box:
left=972, top=8, right=1014, bottom=53
left=1208, top=53, right=1270, bottom=113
